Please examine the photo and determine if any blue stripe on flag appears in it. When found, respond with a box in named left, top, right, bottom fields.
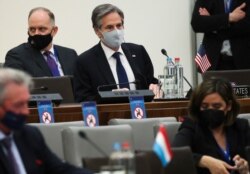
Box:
left=153, top=142, right=168, bottom=167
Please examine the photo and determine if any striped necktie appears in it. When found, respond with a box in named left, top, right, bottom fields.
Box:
left=2, top=137, right=20, bottom=174
left=43, top=51, right=60, bottom=77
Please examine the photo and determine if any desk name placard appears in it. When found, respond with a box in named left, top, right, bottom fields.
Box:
left=232, top=85, right=250, bottom=97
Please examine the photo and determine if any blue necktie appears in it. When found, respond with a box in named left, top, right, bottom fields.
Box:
left=113, top=52, right=130, bottom=89
left=224, top=0, right=231, bottom=13
left=2, top=137, right=20, bottom=174
left=44, top=51, right=60, bottom=77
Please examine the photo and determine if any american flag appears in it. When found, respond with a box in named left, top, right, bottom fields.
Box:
left=195, top=44, right=211, bottom=73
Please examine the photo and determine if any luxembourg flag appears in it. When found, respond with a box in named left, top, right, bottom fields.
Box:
left=153, top=125, right=173, bottom=167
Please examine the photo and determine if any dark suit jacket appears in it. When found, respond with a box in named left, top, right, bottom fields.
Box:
left=191, top=0, right=250, bottom=70
left=172, top=118, right=250, bottom=174
left=73, top=42, right=158, bottom=102
left=0, top=125, right=92, bottom=174
left=4, top=43, right=78, bottom=77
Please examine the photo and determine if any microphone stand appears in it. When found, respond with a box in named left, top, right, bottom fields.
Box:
left=78, top=131, right=109, bottom=157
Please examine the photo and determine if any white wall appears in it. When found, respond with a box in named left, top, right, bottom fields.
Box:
left=0, top=0, right=196, bottom=90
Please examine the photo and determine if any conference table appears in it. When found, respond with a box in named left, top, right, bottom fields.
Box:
left=28, top=98, right=250, bottom=125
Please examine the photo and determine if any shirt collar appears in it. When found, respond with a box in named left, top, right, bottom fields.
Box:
left=41, top=45, right=55, bottom=55
left=100, top=42, right=125, bottom=60
left=0, top=130, right=13, bottom=141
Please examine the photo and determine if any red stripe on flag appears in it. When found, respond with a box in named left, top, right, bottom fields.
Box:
left=194, top=45, right=211, bottom=73
left=159, top=125, right=173, bottom=158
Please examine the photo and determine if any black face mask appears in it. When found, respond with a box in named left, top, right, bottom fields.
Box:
left=1, top=111, right=27, bottom=130
left=28, top=33, right=53, bottom=50
left=200, top=109, right=226, bottom=129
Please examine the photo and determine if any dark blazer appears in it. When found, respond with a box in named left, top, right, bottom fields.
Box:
left=191, top=0, right=250, bottom=70
left=4, top=43, right=78, bottom=77
left=172, top=118, right=250, bottom=174
left=73, top=42, right=158, bottom=102
left=0, top=125, right=92, bottom=174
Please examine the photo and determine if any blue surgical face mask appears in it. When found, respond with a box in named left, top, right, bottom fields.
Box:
left=1, top=111, right=26, bottom=130
left=102, top=29, right=124, bottom=49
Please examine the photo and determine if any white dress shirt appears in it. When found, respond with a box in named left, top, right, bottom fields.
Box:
left=101, top=42, right=136, bottom=90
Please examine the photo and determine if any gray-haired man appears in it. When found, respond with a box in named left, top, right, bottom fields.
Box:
left=74, top=4, right=160, bottom=102
left=0, top=68, right=92, bottom=174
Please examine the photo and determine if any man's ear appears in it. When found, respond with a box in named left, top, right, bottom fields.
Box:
left=51, top=26, right=58, bottom=37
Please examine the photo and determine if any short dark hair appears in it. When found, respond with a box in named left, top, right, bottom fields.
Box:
left=189, top=77, right=239, bottom=126
left=91, top=4, right=124, bottom=29
left=28, top=7, right=55, bottom=25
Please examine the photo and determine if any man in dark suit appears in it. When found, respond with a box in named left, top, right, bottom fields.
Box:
left=4, top=7, right=77, bottom=77
left=0, top=68, right=92, bottom=174
left=191, top=0, right=250, bottom=70
left=74, top=4, right=160, bottom=102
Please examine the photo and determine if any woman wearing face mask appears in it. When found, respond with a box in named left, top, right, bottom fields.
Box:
left=172, top=77, right=250, bottom=174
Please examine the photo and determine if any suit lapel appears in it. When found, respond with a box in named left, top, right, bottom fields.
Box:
left=54, top=45, right=66, bottom=74
left=26, top=44, right=52, bottom=76
left=122, top=43, right=145, bottom=88
left=0, top=143, right=12, bottom=174
left=95, top=43, right=116, bottom=85
left=226, top=127, right=238, bottom=159
left=13, top=130, right=36, bottom=173
left=218, top=0, right=226, bottom=13
left=207, top=127, right=236, bottom=163
left=121, top=44, right=136, bottom=70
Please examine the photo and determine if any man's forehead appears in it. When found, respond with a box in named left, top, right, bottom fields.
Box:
left=29, top=10, right=49, bottom=20
left=28, top=10, right=51, bottom=25
left=101, top=13, right=122, bottom=23
left=5, top=83, right=28, bottom=96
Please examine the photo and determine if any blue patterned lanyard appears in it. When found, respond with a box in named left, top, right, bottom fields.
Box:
left=218, top=141, right=231, bottom=164
left=224, top=0, right=232, bottom=13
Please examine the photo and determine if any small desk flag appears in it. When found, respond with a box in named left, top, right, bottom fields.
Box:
left=153, top=125, right=173, bottom=167
left=195, top=44, right=211, bottom=73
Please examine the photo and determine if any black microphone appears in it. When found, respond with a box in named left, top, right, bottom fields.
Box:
left=32, top=86, right=48, bottom=91
left=97, top=80, right=138, bottom=92
left=161, top=49, right=169, bottom=58
left=161, top=48, right=175, bottom=65
left=78, top=131, right=108, bottom=157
